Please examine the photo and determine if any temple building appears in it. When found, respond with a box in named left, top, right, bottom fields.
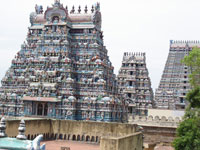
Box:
left=0, top=0, right=128, bottom=122
left=117, top=52, right=154, bottom=115
left=155, top=40, right=200, bottom=110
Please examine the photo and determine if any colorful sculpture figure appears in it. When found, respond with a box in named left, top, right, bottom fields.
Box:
left=27, top=135, right=46, bottom=150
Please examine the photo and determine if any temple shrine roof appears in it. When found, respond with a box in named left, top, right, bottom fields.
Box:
left=170, top=40, right=200, bottom=48
left=0, top=137, right=31, bottom=150
left=30, top=0, right=101, bottom=29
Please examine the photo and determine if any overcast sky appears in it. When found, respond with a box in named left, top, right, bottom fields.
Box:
left=0, top=0, right=200, bottom=91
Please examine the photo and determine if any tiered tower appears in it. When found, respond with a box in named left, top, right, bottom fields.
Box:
left=117, top=52, right=154, bottom=115
left=0, top=0, right=128, bottom=122
left=155, top=40, right=200, bottom=110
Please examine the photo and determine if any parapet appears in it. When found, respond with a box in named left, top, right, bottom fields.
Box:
left=170, top=40, right=200, bottom=48
left=129, top=115, right=182, bottom=127
left=170, top=40, right=200, bottom=44
left=123, top=52, right=146, bottom=61
left=123, top=52, right=146, bottom=57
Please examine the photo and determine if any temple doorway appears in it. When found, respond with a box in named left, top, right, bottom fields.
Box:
left=38, top=103, right=43, bottom=115
left=37, top=103, right=48, bottom=116
left=44, top=103, right=48, bottom=116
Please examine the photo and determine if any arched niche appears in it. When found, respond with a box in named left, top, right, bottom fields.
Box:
left=44, top=7, right=68, bottom=22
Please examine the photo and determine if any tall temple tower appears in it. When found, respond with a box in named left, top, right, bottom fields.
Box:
left=0, top=1, right=128, bottom=122
left=155, top=40, right=200, bottom=110
left=117, top=52, right=154, bottom=115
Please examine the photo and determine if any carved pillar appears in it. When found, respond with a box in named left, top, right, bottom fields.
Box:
left=42, top=103, right=45, bottom=116
left=36, top=103, right=38, bottom=115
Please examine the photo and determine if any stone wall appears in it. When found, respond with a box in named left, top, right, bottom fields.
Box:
left=148, top=109, right=184, bottom=118
left=4, top=117, right=177, bottom=149
left=100, top=132, right=143, bottom=150
left=129, top=115, right=181, bottom=127
left=6, top=119, right=52, bottom=139
left=143, top=125, right=176, bottom=144
left=4, top=118, right=142, bottom=149
left=51, top=120, right=137, bottom=140
left=128, top=115, right=178, bottom=148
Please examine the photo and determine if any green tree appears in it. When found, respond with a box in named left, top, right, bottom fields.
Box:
left=173, top=47, right=200, bottom=150
left=182, top=47, right=200, bottom=87
left=186, top=87, right=200, bottom=108
left=173, top=101, right=200, bottom=150
left=173, top=111, right=200, bottom=150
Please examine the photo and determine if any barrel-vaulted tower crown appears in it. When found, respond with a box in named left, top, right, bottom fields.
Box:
left=30, top=0, right=102, bottom=30
left=44, top=0, right=68, bottom=23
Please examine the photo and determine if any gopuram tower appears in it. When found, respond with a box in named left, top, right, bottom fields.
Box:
left=0, top=0, right=128, bottom=122
left=117, top=52, right=154, bottom=115
left=155, top=40, right=200, bottom=110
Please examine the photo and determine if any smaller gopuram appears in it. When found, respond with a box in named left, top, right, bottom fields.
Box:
left=155, top=40, right=199, bottom=110
left=117, top=52, right=154, bottom=115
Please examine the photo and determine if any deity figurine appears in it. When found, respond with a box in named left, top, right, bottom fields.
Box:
left=54, top=17, right=59, bottom=23
left=55, top=0, right=60, bottom=3
left=101, top=112, right=104, bottom=120
left=92, top=111, right=95, bottom=118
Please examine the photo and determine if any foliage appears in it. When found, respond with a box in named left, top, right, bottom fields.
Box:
left=173, top=111, right=200, bottom=150
left=173, top=98, right=200, bottom=150
left=173, top=105, right=200, bottom=150
left=173, top=47, right=200, bottom=150
left=182, top=47, right=200, bottom=87
left=186, top=87, right=200, bottom=108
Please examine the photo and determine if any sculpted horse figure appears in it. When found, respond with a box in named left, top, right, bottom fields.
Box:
left=27, top=134, right=46, bottom=150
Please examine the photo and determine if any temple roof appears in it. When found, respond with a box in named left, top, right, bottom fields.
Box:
left=170, top=40, right=200, bottom=48
left=35, top=14, right=46, bottom=24
left=30, top=1, right=101, bottom=29
left=0, top=137, right=31, bottom=150
left=69, top=14, right=93, bottom=23
left=31, top=13, right=94, bottom=24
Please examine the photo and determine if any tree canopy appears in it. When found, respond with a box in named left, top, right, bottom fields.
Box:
left=182, top=47, right=200, bottom=87
left=173, top=111, right=200, bottom=150
left=173, top=47, right=200, bottom=150
left=186, top=87, right=200, bottom=108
